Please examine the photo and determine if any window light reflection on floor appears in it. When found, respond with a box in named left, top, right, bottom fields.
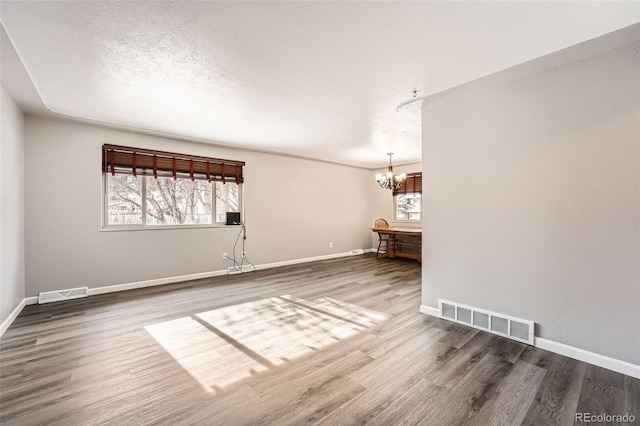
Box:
left=144, top=295, right=390, bottom=394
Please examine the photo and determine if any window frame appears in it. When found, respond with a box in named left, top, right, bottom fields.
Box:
left=101, top=173, right=243, bottom=231
left=392, top=192, right=422, bottom=223
left=392, top=172, right=422, bottom=223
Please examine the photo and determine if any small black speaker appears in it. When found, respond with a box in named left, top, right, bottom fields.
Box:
left=226, top=212, right=241, bottom=225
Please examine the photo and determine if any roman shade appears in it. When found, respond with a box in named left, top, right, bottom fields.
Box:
left=102, top=144, right=244, bottom=183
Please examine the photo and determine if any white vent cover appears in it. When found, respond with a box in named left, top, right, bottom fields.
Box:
left=39, top=287, right=88, bottom=304
left=228, top=265, right=256, bottom=275
left=439, top=299, right=534, bottom=345
left=350, top=249, right=364, bottom=256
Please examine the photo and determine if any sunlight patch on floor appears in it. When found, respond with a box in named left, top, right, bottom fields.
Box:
left=145, top=316, right=269, bottom=392
left=145, top=295, right=389, bottom=393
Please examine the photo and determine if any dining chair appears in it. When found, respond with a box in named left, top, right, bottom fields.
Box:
left=374, top=218, right=389, bottom=259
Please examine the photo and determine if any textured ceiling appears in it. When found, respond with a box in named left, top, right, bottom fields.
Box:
left=1, top=1, right=638, bottom=168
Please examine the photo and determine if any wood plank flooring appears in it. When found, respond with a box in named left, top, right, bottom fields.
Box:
left=1, top=254, right=638, bottom=425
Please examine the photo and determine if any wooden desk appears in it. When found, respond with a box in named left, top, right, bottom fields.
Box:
left=372, top=227, right=422, bottom=262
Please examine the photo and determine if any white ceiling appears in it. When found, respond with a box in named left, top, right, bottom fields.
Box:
left=1, top=1, right=638, bottom=168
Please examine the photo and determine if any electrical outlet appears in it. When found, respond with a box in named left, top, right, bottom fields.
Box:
left=223, top=252, right=228, bottom=260
left=329, top=242, right=333, bottom=248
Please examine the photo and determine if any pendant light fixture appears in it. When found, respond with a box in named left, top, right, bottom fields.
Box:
left=375, top=152, right=406, bottom=190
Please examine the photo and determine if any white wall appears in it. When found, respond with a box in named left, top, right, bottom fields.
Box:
left=422, top=43, right=640, bottom=364
left=25, top=117, right=373, bottom=296
left=1, top=87, right=25, bottom=324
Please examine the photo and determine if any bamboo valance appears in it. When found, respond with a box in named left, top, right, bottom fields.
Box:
left=102, top=144, right=244, bottom=183
left=393, top=172, right=422, bottom=196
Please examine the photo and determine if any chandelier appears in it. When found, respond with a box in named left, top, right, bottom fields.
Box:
left=376, top=152, right=406, bottom=190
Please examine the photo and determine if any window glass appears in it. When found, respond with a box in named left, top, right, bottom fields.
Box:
left=146, top=177, right=213, bottom=225
left=394, top=193, right=421, bottom=221
left=107, top=174, right=143, bottom=225
left=215, top=182, right=240, bottom=223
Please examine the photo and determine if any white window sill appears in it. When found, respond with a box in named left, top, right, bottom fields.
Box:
left=100, top=224, right=242, bottom=232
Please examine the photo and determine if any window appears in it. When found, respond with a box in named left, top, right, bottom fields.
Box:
left=393, top=172, right=422, bottom=222
left=103, top=145, right=244, bottom=228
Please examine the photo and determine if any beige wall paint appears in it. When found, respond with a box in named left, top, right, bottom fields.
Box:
left=1, top=87, right=25, bottom=324
left=24, top=117, right=373, bottom=296
left=421, top=43, right=640, bottom=364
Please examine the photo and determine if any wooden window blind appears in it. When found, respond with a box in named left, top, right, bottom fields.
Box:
left=393, top=172, right=422, bottom=196
left=102, top=144, right=245, bottom=183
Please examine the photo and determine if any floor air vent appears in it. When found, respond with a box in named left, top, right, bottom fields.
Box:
left=439, top=299, right=534, bottom=345
left=39, top=287, right=89, bottom=304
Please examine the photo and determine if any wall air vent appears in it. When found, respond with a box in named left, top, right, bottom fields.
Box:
left=228, top=265, right=256, bottom=275
left=39, top=287, right=89, bottom=304
left=439, top=299, right=534, bottom=345
left=350, top=249, right=364, bottom=256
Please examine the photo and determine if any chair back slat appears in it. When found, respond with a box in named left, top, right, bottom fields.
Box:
left=374, top=218, right=389, bottom=229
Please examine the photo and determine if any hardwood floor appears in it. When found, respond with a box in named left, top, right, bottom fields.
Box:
left=1, top=254, right=638, bottom=425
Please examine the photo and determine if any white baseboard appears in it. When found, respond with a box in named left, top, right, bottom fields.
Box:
left=95, top=250, right=368, bottom=293
left=256, top=251, right=359, bottom=271
left=419, top=304, right=640, bottom=380
left=89, top=269, right=229, bottom=296
left=0, top=298, right=26, bottom=337
left=535, top=337, right=640, bottom=379
left=420, top=304, right=440, bottom=317
left=24, top=296, right=39, bottom=305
